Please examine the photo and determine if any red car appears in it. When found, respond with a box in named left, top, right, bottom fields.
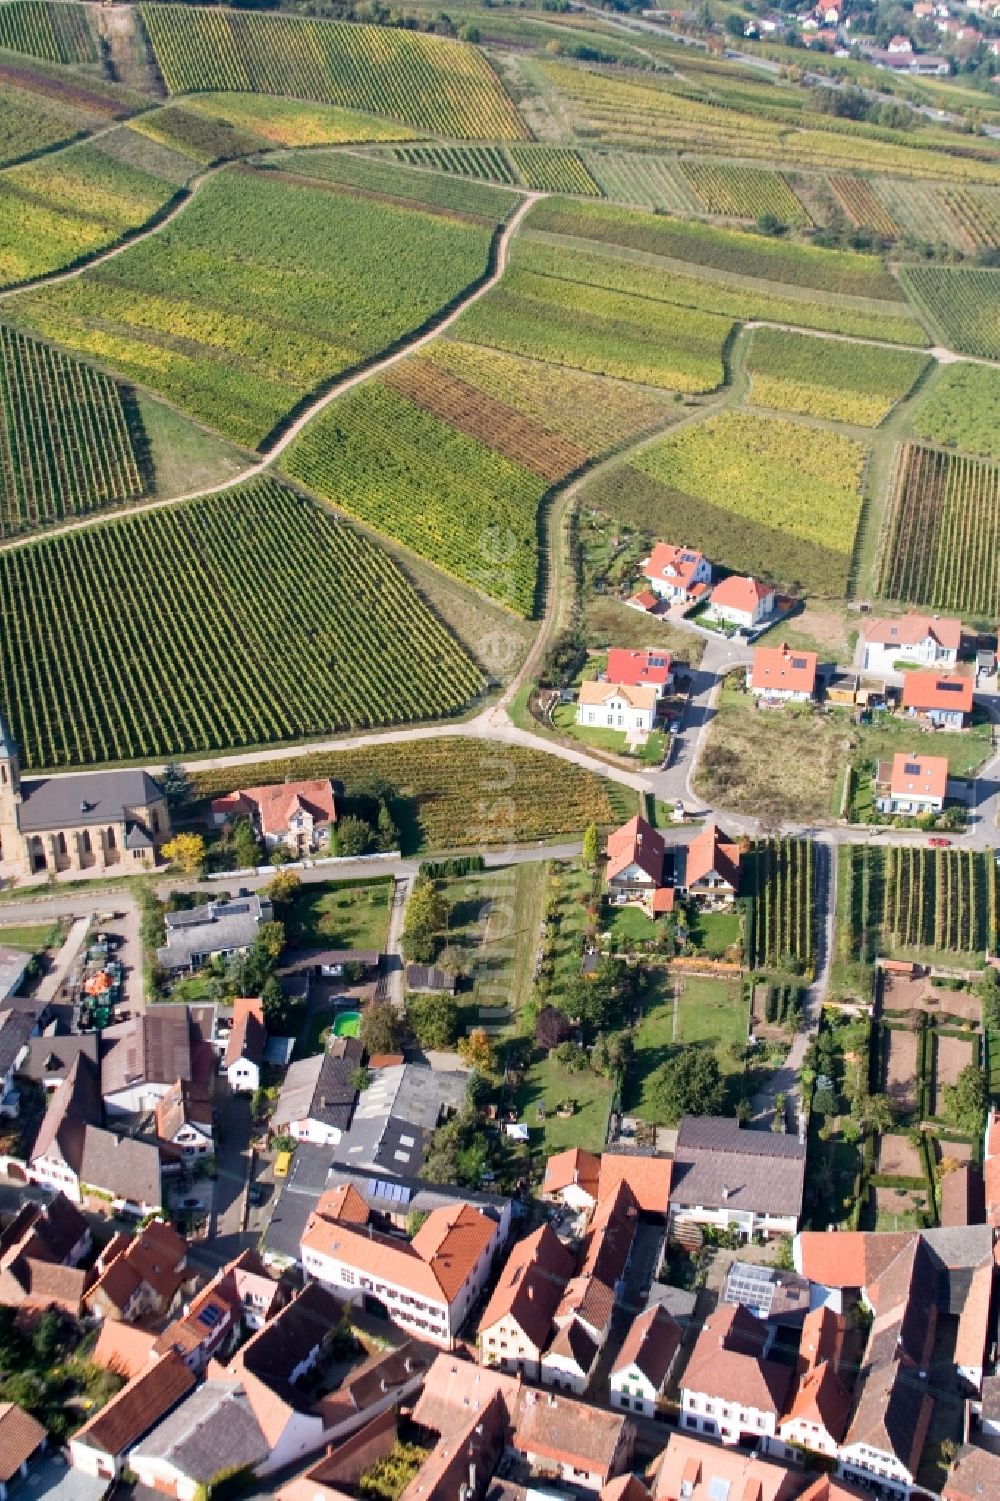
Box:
left=928, top=836, right=952, bottom=847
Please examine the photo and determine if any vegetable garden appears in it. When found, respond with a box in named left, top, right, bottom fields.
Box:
left=876, top=442, right=1000, bottom=620
left=139, top=5, right=525, bottom=140
left=0, top=326, right=144, bottom=537
left=744, top=837, right=816, bottom=972
left=745, top=328, right=928, bottom=426
left=0, top=479, right=485, bottom=768
left=11, top=167, right=498, bottom=449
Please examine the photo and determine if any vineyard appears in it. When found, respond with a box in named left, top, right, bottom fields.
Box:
left=11, top=167, right=497, bottom=449
left=188, top=739, right=631, bottom=852
left=138, top=5, right=525, bottom=140
left=0, top=479, right=485, bottom=769
left=507, top=146, right=600, bottom=195
left=0, top=137, right=182, bottom=290
left=0, top=1, right=97, bottom=65
left=0, top=326, right=144, bottom=538
left=677, top=160, right=808, bottom=223
left=582, top=152, right=704, bottom=213
left=744, top=837, right=816, bottom=972
left=262, top=147, right=518, bottom=221
left=0, top=64, right=126, bottom=167
left=180, top=94, right=421, bottom=148
left=387, top=142, right=600, bottom=194
left=910, top=364, right=1000, bottom=461
left=625, top=411, right=867, bottom=595
left=881, top=846, right=998, bottom=956
left=829, top=176, right=899, bottom=238
left=284, top=378, right=547, bottom=615
left=745, top=328, right=928, bottom=426
left=899, top=265, right=1000, bottom=359
left=876, top=443, right=1000, bottom=620
left=392, top=145, right=517, bottom=184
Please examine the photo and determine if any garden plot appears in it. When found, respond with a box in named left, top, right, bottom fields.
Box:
left=932, top=1031, right=978, bottom=1116
left=876, top=1131, right=923, bottom=1178
left=884, top=1026, right=919, bottom=1115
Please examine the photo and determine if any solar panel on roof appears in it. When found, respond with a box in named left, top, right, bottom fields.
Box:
left=791, top=656, right=807, bottom=668
left=938, top=680, right=964, bottom=692
left=904, top=761, right=922, bottom=775
left=197, top=1303, right=223, bottom=1329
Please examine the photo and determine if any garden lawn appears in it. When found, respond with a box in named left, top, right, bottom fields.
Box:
left=515, top=1049, right=612, bottom=1153
left=284, top=879, right=392, bottom=952
left=0, top=921, right=61, bottom=951
left=686, top=908, right=742, bottom=959
left=627, top=970, right=747, bottom=1120
left=9, top=167, right=498, bottom=449
left=434, top=862, right=547, bottom=1022
left=609, top=904, right=659, bottom=946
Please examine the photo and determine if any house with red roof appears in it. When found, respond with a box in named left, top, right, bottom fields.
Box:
left=478, top=1224, right=574, bottom=1379
left=861, top=613, right=960, bottom=673
left=223, top=996, right=266, bottom=1094
left=656, top=1434, right=800, bottom=1501
left=750, top=643, right=818, bottom=702
left=679, top=1302, right=793, bottom=1445
left=642, top=543, right=712, bottom=607
left=609, top=1303, right=682, bottom=1417
left=211, top=778, right=337, bottom=856
left=626, top=588, right=660, bottom=615
left=680, top=823, right=741, bottom=901
left=900, top=670, right=974, bottom=729
left=605, top=816, right=668, bottom=907
left=772, top=1360, right=853, bottom=1461
left=605, top=649, right=673, bottom=693
left=875, top=752, right=948, bottom=816
left=540, top=1274, right=615, bottom=1394
left=542, top=1148, right=602, bottom=1211
left=706, top=575, right=777, bottom=632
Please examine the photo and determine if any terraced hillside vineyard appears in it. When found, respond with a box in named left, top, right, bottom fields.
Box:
left=0, top=327, right=144, bottom=538
left=0, top=480, right=486, bottom=769
left=11, top=167, right=500, bottom=449
left=746, top=329, right=928, bottom=426
left=877, top=443, right=1000, bottom=621
left=139, top=5, right=525, bottom=140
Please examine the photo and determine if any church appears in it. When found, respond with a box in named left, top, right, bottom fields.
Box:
left=0, top=710, right=171, bottom=880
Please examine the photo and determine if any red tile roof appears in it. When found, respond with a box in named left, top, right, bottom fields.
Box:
left=211, top=779, right=337, bottom=837
left=986, top=1112, right=1000, bottom=1226
left=681, top=1303, right=792, bottom=1416
left=612, top=1303, right=681, bottom=1388
left=651, top=888, right=675, bottom=914
left=644, top=543, right=707, bottom=595
left=513, top=1389, right=630, bottom=1478
left=943, top=1443, right=1000, bottom=1501
left=627, top=590, right=659, bottom=612
left=656, top=1434, right=800, bottom=1501
left=597, top=1152, right=672, bottom=1215
left=478, top=1224, right=573, bottom=1349
left=900, top=670, right=973, bottom=714
left=709, top=575, right=774, bottom=616
left=888, top=752, right=948, bottom=803
left=684, top=823, right=741, bottom=893
left=223, top=996, right=265, bottom=1069
left=781, top=1361, right=852, bottom=1442
left=73, top=1350, right=195, bottom=1456
left=794, top=1230, right=914, bottom=1289
left=606, top=650, right=672, bottom=689
left=303, top=1201, right=497, bottom=1306
left=0, top=1402, right=45, bottom=1482
left=751, top=643, right=818, bottom=696
left=798, top=1305, right=845, bottom=1373
left=862, top=613, right=961, bottom=652
left=542, top=1148, right=601, bottom=1202
left=606, top=816, right=665, bottom=886
left=92, top=1322, right=157, bottom=1379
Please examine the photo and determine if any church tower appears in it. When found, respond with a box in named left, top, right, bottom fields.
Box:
left=0, top=707, right=22, bottom=862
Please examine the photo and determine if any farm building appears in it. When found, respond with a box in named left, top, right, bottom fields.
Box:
left=706, top=575, right=777, bottom=631
left=749, top=644, right=818, bottom=702
left=861, top=613, right=961, bottom=673
left=875, top=752, right=949, bottom=815
left=577, top=681, right=657, bottom=734
left=642, top=543, right=712, bottom=607
left=900, top=671, right=974, bottom=728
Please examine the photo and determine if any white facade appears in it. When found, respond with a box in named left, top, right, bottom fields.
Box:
left=287, top=1116, right=343, bottom=1147
left=646, top=555, right=712, bottom=602
left=838, top=1445, right=917, bottom=1500
left=68, top=1438, right=121, bottom=1483
left=707, top=588, right=776, bottom=630
left=773, top=1415, right=840, bottom=1460
left=610, top=1363, right=667, bottom=1419
left=670, top=1204, right=798, bottom=1240
left=540, top=1346, right=597, bottom=1396
left=29, top=1153, right=81, bottom=1202
left=105, top=1080, right=175, bottom=1119
left=480, top=1313, right=545, bottom=1378
left=167, top=1120, right=213, bottom=1158
left=862, top=636, right=958, bottom=674
left=227, top=1057, right=260, bottom=1094
left=578, top=694, right=655, bottom=734
left=680, top=1388, right=779, bottom=1445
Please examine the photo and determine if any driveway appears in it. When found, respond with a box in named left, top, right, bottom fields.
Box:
left=200, top=1079, right=254, bottom=1266
left=649, top=636, right=753, bottom=810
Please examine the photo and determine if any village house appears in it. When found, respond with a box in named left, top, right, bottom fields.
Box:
left=772, top=1359, right=853, bottom=1462
left=128, top=1379, right=269, bottom=1498
left=156, top=894, right=274, bottom=973
left=875, top=752, right=949, bottom=816
left=301, top=1187, right=504, bottom=1348
left=0, top=1402, right=46, bottom=1500
left=605, top=648, right=673, bottom=693
left=750, top=643, right=818, bottom=702
left=669, top=1116, right=806, bottom=1239
left=0, top=1194, right=91, bottom=1317
left=513, top=1386, right=635, bottom=1491
left=271, top=1038, right=362, bottom=1146
left=597, top=1151, right=673, bottom=1218
left=706, top=575, right=777, bottom=632
left=541, top=1147, right=602, bottom=1212
left=223, top=995, right=266, bottom=1094
left=155, top=1078, right=214, bottom=1161
left=860, top=613, right=961, bottom=673
left=69, top=1349, right=196, bottom=1483
left=153, top=1250, right=286, bottom=1373
left=85, top=1220, right=191, bottom=1324
left=101, top=1004, right=214, bottom=1118
left=605, top=815, right=673, bottom=912
left=656, top=1433, right=801, bottom=1501
left=943, top=1443, right=1000, bottom=1501
left=540, top=1274, right=615, bottom=1394
left=888, top=32, right=913, bottom=48
left=478, top=1223, right=574, bottom=1378
left=609, top=1303, right=682, bottom=1417
left=900, top=670, right=974, bottom=728
left=0, top=710, right=170, bottom=879
left=680, top=1302, right=792, bottom=1444
left=642, top=543, right=712, bottom=607
left=577, top=681, right=658, bottom=735
left=678, top=823, right=742, bottom=902
left=210, top=777, right=337, bottom=857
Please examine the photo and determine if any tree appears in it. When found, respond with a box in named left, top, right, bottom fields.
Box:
left=351, top=1067, right=371, bottom=1094
left=337, top=815, right=374, bottom=858
left=159, top=761, right=193, bottom=810
left=377, top=802, right=399, bottom=853
left=401, top=878, right=452, bottom=965
left=724, top=10, right=746, bottom=35
left=942, top=1064, right=987, bottom=1134
left=406, top=993, right=460, bottom=1050
left=980, top=968, right=1000, bottom=1031
left=161, top=833, right=206, bottom=874
left=855, top=1092, right=895, bottom=1135
left=534, top=1004, right=573, bottom=1051
left=649, top=1049, right=725, bottom=1124
left=231, top=817, right=261, bottom=871
left=360, top=1000, right=400, bottom=1057
left=256, top=921, right=286, bottom=964
left=582, top=823, right=600, bottom=869
left=266, top=869, right=301, bottom=908
left=459, top=1028, right=495, bottom=1075
left=32, top=1309, right=63, bottom=1364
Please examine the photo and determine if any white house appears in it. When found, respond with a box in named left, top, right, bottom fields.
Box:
left=875, top=753, right=948, bottom=816
left=609, top=1304, right=682, bottom=1417
left=668, top=1117, right=806, bottom=1240
left=680, top=1303, right=792, bottom=1445
left=861, top=613, right=960, bottom=673
left=749, top=644, right=818, bottom=703
left=643, top=542, right=712, bottom=605
left=210, top=778, right=337, bottom=857
left=478, top=1223, right=574, bottom=1379
left=223, top=997, right=265, bottom=1094
left=69, top=1352, right=196, bottom=1483
left=271, top=1039, right=361, bottom=1146
left=577, top=681, right=657, bottom=734
left=541, top=1275, right=615, bottom=1395
left=541, top=1147, right=601, bottom=1211
left=706, top=575, right=777, bottom=631
left=301, top=1187, right=503, bottom=1349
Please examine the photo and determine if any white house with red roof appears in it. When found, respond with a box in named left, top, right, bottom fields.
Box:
left=609, top=1304, right=682, bottom=1417
left=706, top=576, right=777, bottom=632
left=578, top=682, right=657, bottom=734
left=211, top=779, right=337, bottom=856
left=605, top=649, right=672, bottom=693
left=875, top=753, right=948, bottom=816
left=605, top=816, right=670, bottom=908
left=680, top=824, right=742, bottom=901
left=750, top=644, right=818, bottom=702
left=900, top=670, right=973, bottom=729
left=642, top=543, right=712, bottom=607
left=861, top=613, right=960, bottom=674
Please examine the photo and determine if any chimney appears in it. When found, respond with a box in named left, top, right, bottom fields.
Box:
left=722, top=1185, right=731, bottom=1201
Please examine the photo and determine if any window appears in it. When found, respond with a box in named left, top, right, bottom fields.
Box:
left=342, top=1270, right=355, bottom=1286
left=619, top=1397, right=629, bottom=1410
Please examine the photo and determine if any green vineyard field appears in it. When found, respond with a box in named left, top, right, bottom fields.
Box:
left=910, top=364, right=1000, bottom=461
left=845, top=844, right=999, bottom=958
left=0, top=1, right=97, bottom=65
left=0, top=479, right=485, bottom=769
left=745, top=837, right=816, bottom=971
left=746, top=328, right=928, bottom=426
left=899, top=264, right=1000, bottom=358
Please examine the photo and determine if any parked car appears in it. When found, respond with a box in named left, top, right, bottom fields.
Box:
left=180, top=1196, right=204, bottom=1210
left=928, top=836, right=952, bottom=847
